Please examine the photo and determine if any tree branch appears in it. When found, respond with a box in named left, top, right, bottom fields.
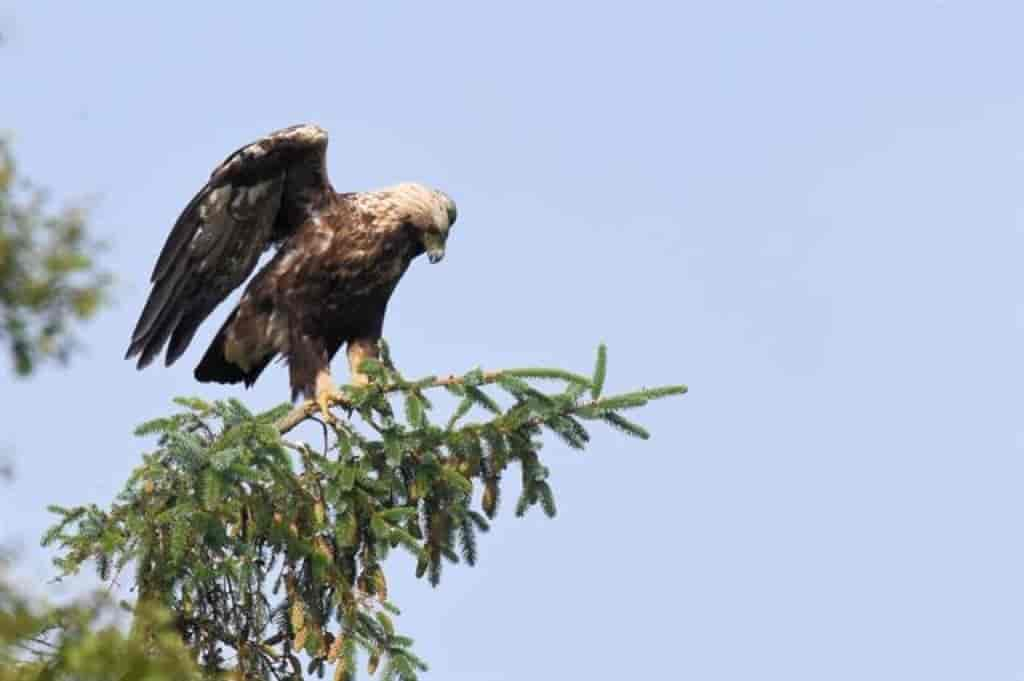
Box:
left=274, top=372, right=502, bottom=434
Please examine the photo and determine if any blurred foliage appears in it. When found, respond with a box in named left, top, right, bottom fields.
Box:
left=0, top=569, right=202, bottom=681
left=0, top=137, right=110, bottom=376
left=0, top=131, right=157, bottom=680
left=40, top=344, right=685, bottom=680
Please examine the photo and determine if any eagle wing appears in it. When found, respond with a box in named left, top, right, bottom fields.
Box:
left=126, top=124, right=330, bottom=369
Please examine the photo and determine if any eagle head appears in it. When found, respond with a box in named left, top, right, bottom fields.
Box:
left=387, top=183, right=457, bottom=264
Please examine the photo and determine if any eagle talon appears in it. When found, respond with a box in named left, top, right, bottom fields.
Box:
left=314, top=370, right=343, bottom=424
left=315, top=393, right=338, bottom=425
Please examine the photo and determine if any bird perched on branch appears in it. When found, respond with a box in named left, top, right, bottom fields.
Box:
left=125, top=124, right=457, bottom=416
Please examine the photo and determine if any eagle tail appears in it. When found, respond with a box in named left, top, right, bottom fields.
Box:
left=194, top=310, right=274, bottom=388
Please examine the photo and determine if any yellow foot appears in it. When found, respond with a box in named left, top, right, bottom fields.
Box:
left=315, top=392, right=336, bottom=423
left=314, top=369, right=341, bottom=423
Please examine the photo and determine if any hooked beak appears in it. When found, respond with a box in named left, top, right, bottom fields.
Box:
left=422, top=231, right=447, bottom=264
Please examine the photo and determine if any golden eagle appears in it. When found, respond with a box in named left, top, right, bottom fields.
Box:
left=125, top=124, right=457, bottom=414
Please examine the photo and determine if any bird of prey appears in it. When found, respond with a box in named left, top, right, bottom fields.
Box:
left=125, top=124, right=457, bottom=416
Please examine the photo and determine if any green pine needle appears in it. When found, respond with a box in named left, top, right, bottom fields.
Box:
left=591, top=343, right=608, bottom=399
left=514, top=489, right=531, bottom=517
left=536, top=482, right=557, bottom=518
left=601, top=412, right=651, bottom=440
left=594, top=392, right=654, bottom=411
left=446, top=397, right=474, bottom=430
left=404, top=393, right=427, bottom=429
left=172, top=396, right=213, bottom=413
left=428, top=555, right=443, bottom=587
left=641, top=384, right=689, bottom=399
left=458, top=514, right=477, bottom=566
left=464, top=385, right=501, bottom=414
left=503, top=367, right=592, bottom=386
left=543, top=415, right=590, bottom=450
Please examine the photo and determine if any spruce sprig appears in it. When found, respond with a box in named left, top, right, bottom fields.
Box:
left=42, top=343, right=685, bottom=680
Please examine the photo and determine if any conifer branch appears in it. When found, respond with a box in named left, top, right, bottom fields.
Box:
left=274, top=370, right=505, bottom=434
left=38, top=344, right=684, bottom=680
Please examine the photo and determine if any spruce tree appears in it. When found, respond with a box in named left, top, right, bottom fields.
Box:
left=0, top=138, right=111, bottom=376
left=24, top=342, right=685, bottom=680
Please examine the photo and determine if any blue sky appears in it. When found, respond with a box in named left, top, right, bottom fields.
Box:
left=2, top=2, right=1021, bottom=679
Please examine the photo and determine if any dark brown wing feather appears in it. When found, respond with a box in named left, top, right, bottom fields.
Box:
left=125, top=124, right=330, bottom=368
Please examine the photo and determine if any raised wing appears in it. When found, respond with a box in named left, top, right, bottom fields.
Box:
left=126, top=124, right=330, bottom=369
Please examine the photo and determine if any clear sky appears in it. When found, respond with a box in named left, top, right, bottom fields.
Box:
left=2, top=2, right=1021, bottom=679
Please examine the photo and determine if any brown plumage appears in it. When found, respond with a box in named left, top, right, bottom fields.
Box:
left=125, top=124, right=457, bottom=403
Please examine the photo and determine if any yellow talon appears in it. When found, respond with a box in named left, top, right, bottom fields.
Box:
left=314, top=369, right=339, bottom=423
left=316, top=393, right=336, bottom=423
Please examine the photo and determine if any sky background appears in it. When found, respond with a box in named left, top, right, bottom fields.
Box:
left=2, top=2, right=1021, bottom=679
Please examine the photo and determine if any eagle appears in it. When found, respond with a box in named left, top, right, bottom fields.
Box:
left=125, top=124, right=457, bottom=416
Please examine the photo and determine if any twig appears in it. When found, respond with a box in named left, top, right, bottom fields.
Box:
left=273, top=371, right=502, bottom=435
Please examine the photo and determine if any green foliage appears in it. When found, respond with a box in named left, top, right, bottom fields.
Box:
left=0, top=137, right=110, bottom=376
left=40, top=346, right=685, bottom=679
left=0, top=570, right=201, bottom=681
left=591, top=343, right=607, bottom=399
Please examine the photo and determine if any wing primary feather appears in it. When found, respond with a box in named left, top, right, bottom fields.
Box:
left=166, top=307, right=209, bottom=366
left=126, top=124, right=330, bottom=371
left=151, top=188, right=208, bottom=283
left=135, top=305, right=187, bottom=369
left=126, top=253, right=190, bottom=351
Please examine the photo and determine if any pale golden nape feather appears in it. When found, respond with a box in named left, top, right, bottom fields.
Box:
left=352, top=182, right=456, bottom=232
left=351, top=182, right=457, bottom=264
